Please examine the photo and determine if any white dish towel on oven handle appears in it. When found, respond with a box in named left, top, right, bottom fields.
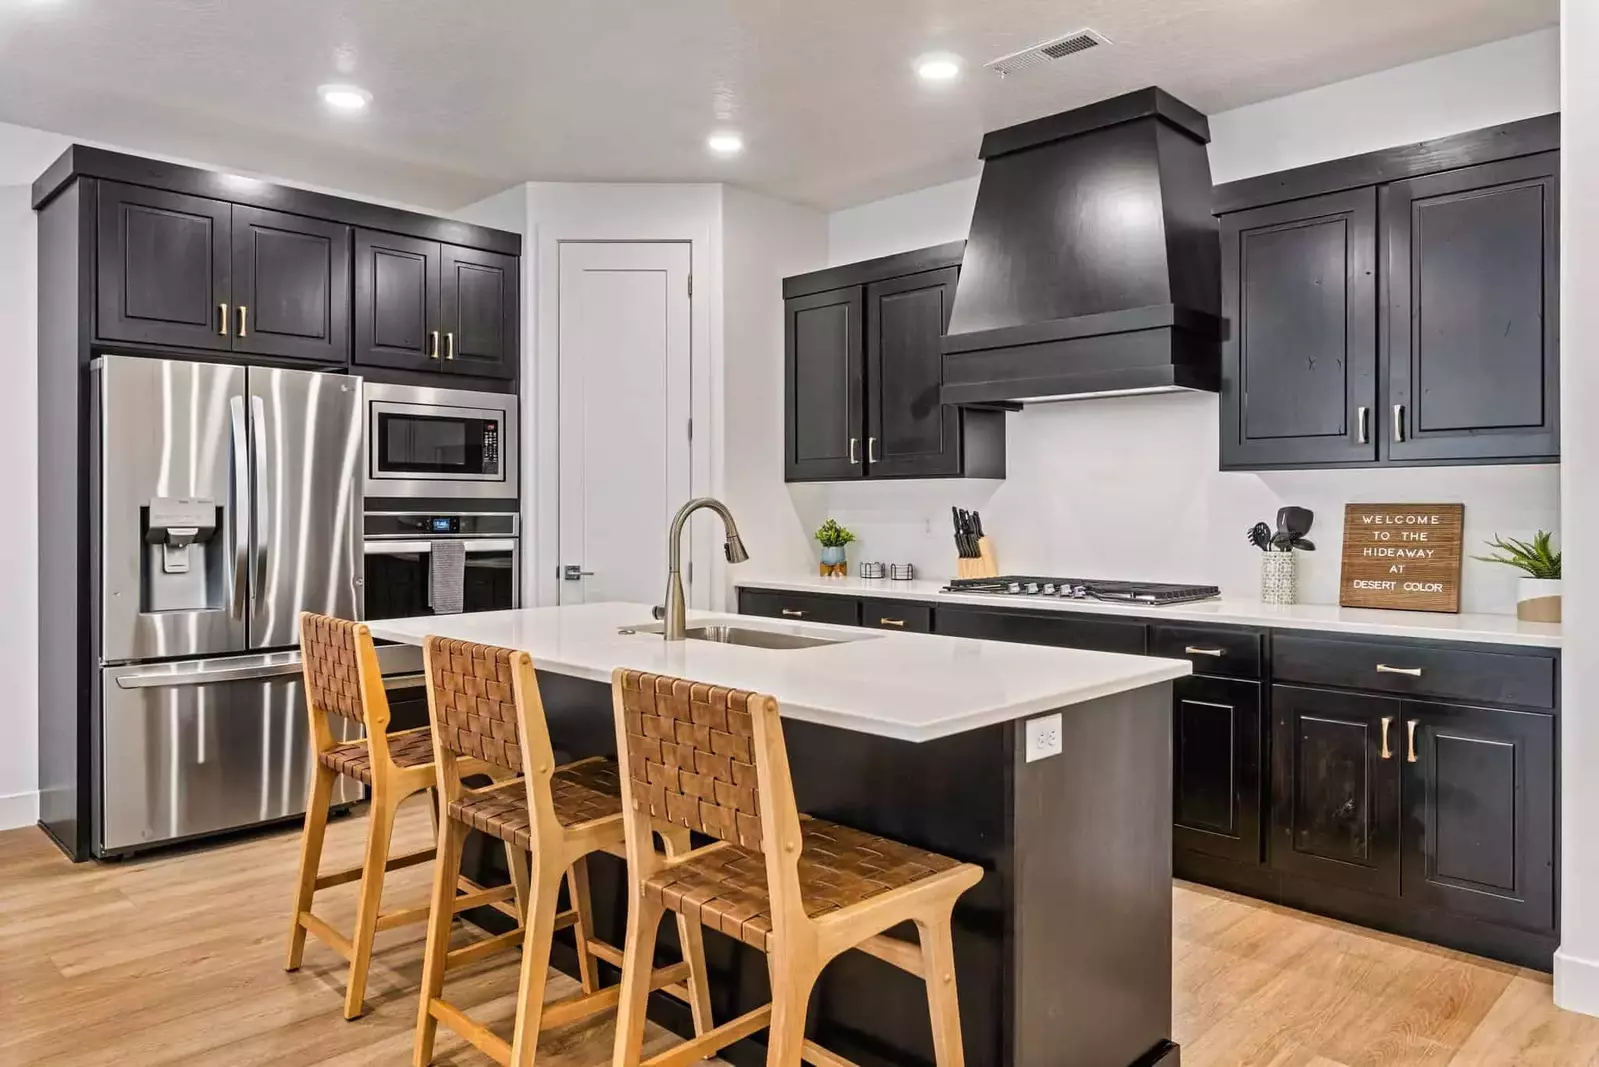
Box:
left=429, top=540, right=467, bottom=615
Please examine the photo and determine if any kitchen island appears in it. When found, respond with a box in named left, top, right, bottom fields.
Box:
left=369, top=602, right=1192, bottom=1067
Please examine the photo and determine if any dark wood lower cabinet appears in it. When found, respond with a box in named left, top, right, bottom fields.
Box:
left=1172, top=675, right=1262, bottom=865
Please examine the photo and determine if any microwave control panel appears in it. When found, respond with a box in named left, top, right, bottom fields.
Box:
left=483, top=423, right=499, bottom=474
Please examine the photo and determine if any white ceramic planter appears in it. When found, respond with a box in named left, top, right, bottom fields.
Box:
left=1517, top=577, right=1562, bottom=623
left=1261, top=552, right=1297, bottom=605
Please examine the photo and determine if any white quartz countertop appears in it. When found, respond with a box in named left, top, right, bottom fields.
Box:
left=734, top=576, right=1563, bottom=649
left=366, top=602, right=1191, bottom=743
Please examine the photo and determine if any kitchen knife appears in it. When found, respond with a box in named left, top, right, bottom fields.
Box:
left=971, top=511, right=985, bottom=540
left=952, top=507, right=969, bottom=557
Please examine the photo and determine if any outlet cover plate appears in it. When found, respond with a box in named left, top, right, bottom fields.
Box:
left=1025, top=712, right=1063, bottom=762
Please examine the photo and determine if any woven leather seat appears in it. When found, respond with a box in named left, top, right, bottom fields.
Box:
left=318, top=728, right=437, bottom=785
left=642, top=816, right=964, bottom=951
left=446, top=758, right=625, bottom=850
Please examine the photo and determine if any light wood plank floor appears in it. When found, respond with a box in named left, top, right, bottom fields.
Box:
left=4, top=798, right=1597, bottom=1066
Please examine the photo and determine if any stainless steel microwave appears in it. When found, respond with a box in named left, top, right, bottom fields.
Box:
left=364, top=382, right=518, bottom=501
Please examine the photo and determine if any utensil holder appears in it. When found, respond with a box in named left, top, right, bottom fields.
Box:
left=858, top=561, right=886, bottom=579
left=957, top=537, right=999, bottom=580
left=1261, top=551, right=1297, bottom=605
left=888, top=563, right=916, bottom=581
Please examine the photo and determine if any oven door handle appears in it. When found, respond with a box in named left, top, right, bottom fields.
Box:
left=362, top=539, right=519, bottom=556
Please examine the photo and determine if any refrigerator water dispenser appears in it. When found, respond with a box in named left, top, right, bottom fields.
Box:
left=142, top=496, right=221, bottom=612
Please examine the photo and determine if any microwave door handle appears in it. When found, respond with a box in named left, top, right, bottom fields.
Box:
left=228, top=396, right=249, bottom=620
left=250, top=395, right=269, bottom=603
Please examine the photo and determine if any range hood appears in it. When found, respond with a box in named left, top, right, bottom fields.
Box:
left=941, top=88, right=1221, bottom=406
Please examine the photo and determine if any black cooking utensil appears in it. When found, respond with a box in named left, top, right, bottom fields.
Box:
left=1271, top=530, right=1295, bottom=552
left=1277, top=506, right=1314, bottom=540
left=1247, top=522, right=1272, bottom=552
left=1292, top=537, right=1317, bottom=552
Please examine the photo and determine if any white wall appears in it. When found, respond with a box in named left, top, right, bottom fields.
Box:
left=790, top=31, right=1563, bottom=616
left=1556, top=4, right=1599, bottom=1017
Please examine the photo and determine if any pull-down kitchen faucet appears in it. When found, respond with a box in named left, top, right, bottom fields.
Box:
left=661, top=498, right=749, bottom=640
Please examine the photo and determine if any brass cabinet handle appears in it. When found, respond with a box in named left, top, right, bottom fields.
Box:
left=445, top=331, right=455, bottom=360
left=780, top=609, right=806, bottom=618
left=1184, top=646, right=1225, bottom=657
left=1357, top=406, right=1369, bottom=445
left=429, top=330, right=441, bottom=360
left=1376, top=664, right=1423, bottom=677
left=219, top=303, right=230, bottom=337
left=1407, top=719, right=1419, bottom=763
left=1393, top=404, right=1406, bottom=442
left=237, top=305, right=248, bottom=337
left=868, top=437, right=879, bottom=463
left=848, top=438, right=859, bottom=464
left=879, top=618, right=906, bottom=627
left=1380, top=716, right=1393, bottom=760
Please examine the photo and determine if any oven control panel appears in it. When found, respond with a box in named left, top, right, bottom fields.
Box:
left=363, top=512, right=519, bottom=539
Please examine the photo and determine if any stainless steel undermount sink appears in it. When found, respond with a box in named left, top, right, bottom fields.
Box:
left=618, top=622, right=873, bottom=650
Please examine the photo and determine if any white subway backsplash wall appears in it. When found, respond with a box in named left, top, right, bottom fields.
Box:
left=784, top=392, right=1559, bottom=615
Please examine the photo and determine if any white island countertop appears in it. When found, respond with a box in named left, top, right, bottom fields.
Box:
left=735, top=575, right=1563, bottom=649
left=367, top=602, right=1191, bottom=743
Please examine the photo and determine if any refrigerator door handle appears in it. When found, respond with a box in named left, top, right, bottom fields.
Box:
left=228, top=395, right=250, bottom=620
left=250, top=394, right=269, bottom=603
left=113, top=657, right=305, bottom=689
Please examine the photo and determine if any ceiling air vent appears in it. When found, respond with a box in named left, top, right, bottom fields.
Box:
left=986, top=29, right=1112, bottom=78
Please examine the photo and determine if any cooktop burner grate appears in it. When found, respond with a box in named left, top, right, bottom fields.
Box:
left=943, top=576, right=1222, bottom=605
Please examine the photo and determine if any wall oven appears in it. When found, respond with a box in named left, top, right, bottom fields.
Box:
left=363, top=512, right=520, bottom=620
left=365, top=382, right=518, bottom=501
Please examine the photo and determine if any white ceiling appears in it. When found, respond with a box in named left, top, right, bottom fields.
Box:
left=0, top=0, right=1558, bottom=212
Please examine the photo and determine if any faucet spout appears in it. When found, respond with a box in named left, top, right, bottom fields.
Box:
left=663, top=497, right=750, bottom=640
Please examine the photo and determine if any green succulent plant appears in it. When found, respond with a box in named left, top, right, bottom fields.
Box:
left=815, top=518, right=856, bottom=548
left=1474, top=530, right=1561, bottom=580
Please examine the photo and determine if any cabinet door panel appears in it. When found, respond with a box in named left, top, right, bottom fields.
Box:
left=354, top=230, right=441, bottom=371
left=231, top=206, right=350, bottom=363
left=866, top=267, right=959, bottom=478
left=97, top=182, right=231, bottom=350
left=1386, top=153, right=1559, bottom=461
left=1270, top=685, right=1400, bottom=894
left=1220, top=189, right=1378, bottom=468
left=786, top=287, right=864, bottom=480
left=1401, top=702, right=1555, bottom=932
left=1173, top=676, right=1263, bottom=865
left=441, top=245, right=518, bottom=379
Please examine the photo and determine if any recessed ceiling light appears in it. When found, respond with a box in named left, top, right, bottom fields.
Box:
left=915, top=53, right=963, bottom=83
left=706, top=132, right=744, bottom=157
left=318, top=84, right=372, bottom=113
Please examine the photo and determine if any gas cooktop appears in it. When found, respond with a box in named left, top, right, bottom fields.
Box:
left=942, top=576, right=1222, bottom=606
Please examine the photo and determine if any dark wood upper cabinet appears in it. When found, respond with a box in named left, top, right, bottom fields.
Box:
left=867, top=267, right=961, bottom=477
left=440, top=245, right=518, bottom=379
left=1173, top=675, right=1263, bottom=866
left=97, top=182, right=232, bottom=351
left=354, top=230, right=443, bottom=373
left=1270, top=684, right=1401, bottom=896
left=1385, top=153, right=1559, bottom=463
left=1400, top=701, right=1555, bottom=933
left=1220, top=188, right=1378, bottom=469
left=785, top=286, right=864, bottom=481
left=230, top=206, right=350, bottom=364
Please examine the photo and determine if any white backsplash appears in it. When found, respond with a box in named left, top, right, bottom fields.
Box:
left=785, top=392, right=1560, bottom=616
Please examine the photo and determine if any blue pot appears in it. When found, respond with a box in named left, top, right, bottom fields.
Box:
left=820, top=545, right=847, bottom=566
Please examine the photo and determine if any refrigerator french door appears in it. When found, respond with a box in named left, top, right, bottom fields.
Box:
left=93, top=355, right=364, bottom=854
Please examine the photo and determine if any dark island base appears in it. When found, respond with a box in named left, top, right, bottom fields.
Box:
left=462, top=673, right=1178, bottom=1067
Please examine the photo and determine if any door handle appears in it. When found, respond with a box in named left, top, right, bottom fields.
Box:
left=250, top=395, right=269, bottom=603
left=1184, top=646, right=1225, bottom=658
left=1393, top=404, right=1406, bottom=443
left=1407, top=719, right=1419, bottom=763
left=228, top=396, right=249, bottom=620
left=219, top=303, right=230, bottom=337
left=237, top=305, right=249, bottom=337
left=1357, top=406, right=1369, bottom=445
left=848, top=437, right=859, bottom=465
left=868, top=437, right=879, bottom=463
left=562, top=564, right=594, bottom=580
left=1379, top=715, right=1393, bottom=760
left=780, top=609, right=806, bottom=617
left=1376, top=664, right=1423, bottom=677
left=445, top=332, right=455, bottom=361
left=878, top=618, right=906, bottom=627
left=115, top=657, right=305, bottom=689
left=429, top=331, right=441, bottom=360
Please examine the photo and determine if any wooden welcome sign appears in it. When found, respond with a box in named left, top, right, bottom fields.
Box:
left=1339, top=504, right=1465, bottom=613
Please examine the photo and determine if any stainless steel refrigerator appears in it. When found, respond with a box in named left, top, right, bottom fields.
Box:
left=91, top=355, right=365, bottom=855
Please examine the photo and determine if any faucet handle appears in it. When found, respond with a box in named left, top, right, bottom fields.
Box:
left=652, top=604, right=666, bottom=621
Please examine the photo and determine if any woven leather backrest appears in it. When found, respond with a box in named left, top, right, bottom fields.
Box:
left=617, top=670, right=764, bottom=851
left=300, top=613, right=373, bottom=725
left=425, top=637, right=524, bottom=773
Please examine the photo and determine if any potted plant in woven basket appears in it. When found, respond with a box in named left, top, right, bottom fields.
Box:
left=816, top=518, right=855, bottom=578
left=1475, top=531, right=1562, bottom=622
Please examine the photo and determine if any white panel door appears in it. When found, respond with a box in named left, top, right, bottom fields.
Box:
left=558, top=242, right=692, bottom=606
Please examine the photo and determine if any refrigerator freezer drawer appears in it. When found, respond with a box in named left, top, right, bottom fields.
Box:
left=100, top=654, right=360, bottom=853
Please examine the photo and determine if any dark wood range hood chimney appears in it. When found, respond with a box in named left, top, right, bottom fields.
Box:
left=941, top=87, right=1222, bottom=405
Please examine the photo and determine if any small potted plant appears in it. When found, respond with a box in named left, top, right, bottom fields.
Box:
left=1475, top=531, right=1562, bottom=622
left=815, top=518, right=855, bottom=578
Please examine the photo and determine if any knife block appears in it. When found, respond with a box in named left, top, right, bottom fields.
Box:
left=957, top=537, right=999, bottom=580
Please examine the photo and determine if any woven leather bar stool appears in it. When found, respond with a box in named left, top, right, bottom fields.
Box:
left=610, top=669, right=985, bottom=1067
left=414, top=637, right=712, bottom=1067
left=286, top=613, right=525, bottom=1020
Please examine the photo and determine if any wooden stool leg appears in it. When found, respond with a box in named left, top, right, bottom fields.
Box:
left=566, top=857, right=599, bottom=995
left=765, top=958, right=818, bottom=1067
left=414, top=814, right=467, bottom=1067
left=506, top=862, right=566, bottom=1067
left=503, top=844, right=531, bottom=926
left=343, top=787, right=400, bottom=1020
left=611, top=894, right=666, bottom=1067
left=917, top=914, right=966, bottom=1067
left=285, top=762, right=336, bottom=971
left=661, top=829, right=713, bottom=1034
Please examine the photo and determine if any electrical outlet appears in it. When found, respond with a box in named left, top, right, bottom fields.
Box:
left=1025, top=713, right=1063, bottom=763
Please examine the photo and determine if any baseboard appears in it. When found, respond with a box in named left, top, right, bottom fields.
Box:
left=1555, top=949, right=1599, bottom=1017
left=0, top=790, right=39, bottom=831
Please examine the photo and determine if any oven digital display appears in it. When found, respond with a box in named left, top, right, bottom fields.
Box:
left=430, top=517, right=454, bottom=533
